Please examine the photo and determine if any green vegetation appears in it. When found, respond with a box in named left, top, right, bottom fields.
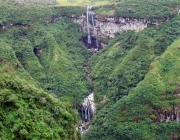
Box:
left=0, top=1, right=87, bottom=139
left=89, top=15, right=180, bottom=104
left=95, top=0, right=178, bottom=20
left=1, top=0, right=180, bottom=139
left=0, top=1, right=85, bottom=26
left=114, top=0, right=178, bottom=20
left=83, top=38, right=180, bottom=140
left=83, top=1, right=180, bottom=139
left=0, top=41, right=80, bottom=139
left=0, top=0, right=89, bottom=108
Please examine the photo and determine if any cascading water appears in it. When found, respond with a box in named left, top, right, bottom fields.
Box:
left=80, top=92, right=95, bottom=134
left=85, top=6, right=100, bottom=49
left=81, top=93, right=95, bottom=121
left=87, top=6, right=91, bottom=44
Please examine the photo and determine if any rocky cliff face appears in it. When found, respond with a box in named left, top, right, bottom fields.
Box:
left=73, top=14, right=156, bottom=39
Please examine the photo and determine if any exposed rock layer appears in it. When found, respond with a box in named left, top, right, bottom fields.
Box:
left=73, top=14, right=157, bottom=38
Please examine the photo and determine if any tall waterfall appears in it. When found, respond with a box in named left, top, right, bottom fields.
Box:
left=87, top=6, right=91, bottom=44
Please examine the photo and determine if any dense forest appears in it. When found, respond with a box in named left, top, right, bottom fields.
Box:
left=0, top=0, right=180, bottom=139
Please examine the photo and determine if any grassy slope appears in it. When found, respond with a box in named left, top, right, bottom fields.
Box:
left=0, top=1, right=90, bottom=108
left=83, top=38, right=180, bottom=140
left=0, top=1, right=88, bottom=139
left=0, top=40, right=80, bottom=140
left=89, top=14, right=180, bottom=105
left=83, top=1, right=180, bottom=138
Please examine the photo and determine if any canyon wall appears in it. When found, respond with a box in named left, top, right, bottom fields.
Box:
left=73, top=14, right=158, bottom=39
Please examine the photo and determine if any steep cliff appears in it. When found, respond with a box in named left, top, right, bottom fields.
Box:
left=74, top=14, right=150, bottom=38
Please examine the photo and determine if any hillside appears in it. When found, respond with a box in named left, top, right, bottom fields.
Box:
left=89, top=14, right=180, bottom=102
left=83, top=38, right=180, bottom=140
left=0, top=41, right=80, bottom=139
left=83, top=1, right=180, bottom=139
left=0, top=1, right=89, bottom=107
left=0, top=1, right=86, bottom=139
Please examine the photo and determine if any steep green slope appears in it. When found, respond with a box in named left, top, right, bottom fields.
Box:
left=90, top=15, right=180, bottom=104
left=83, top=38, right=180, bottom=140
left=0, top=1, right=89, bottom=108
left=0, top=41, right=80, bottom=140
left=0, top=1, right=88, bottom=139
left=83, top=3, right=180, bottom=139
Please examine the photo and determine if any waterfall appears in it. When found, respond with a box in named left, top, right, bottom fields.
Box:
left=81, top=92, right=95, bottom=121
left=83, top=97, right=90, bottom=120
left=80, top=93, right=95, bottom=134
left=87, top=6, right=91, bottom=44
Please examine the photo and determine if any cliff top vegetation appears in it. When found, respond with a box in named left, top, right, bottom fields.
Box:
left=56, top=0, right=110, bottom=6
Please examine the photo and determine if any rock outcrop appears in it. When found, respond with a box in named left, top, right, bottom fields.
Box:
left=73, top=14, right=156, bottom=39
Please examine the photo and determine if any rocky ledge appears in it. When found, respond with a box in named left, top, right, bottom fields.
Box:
left=73, top=14, right=159, bottom=38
